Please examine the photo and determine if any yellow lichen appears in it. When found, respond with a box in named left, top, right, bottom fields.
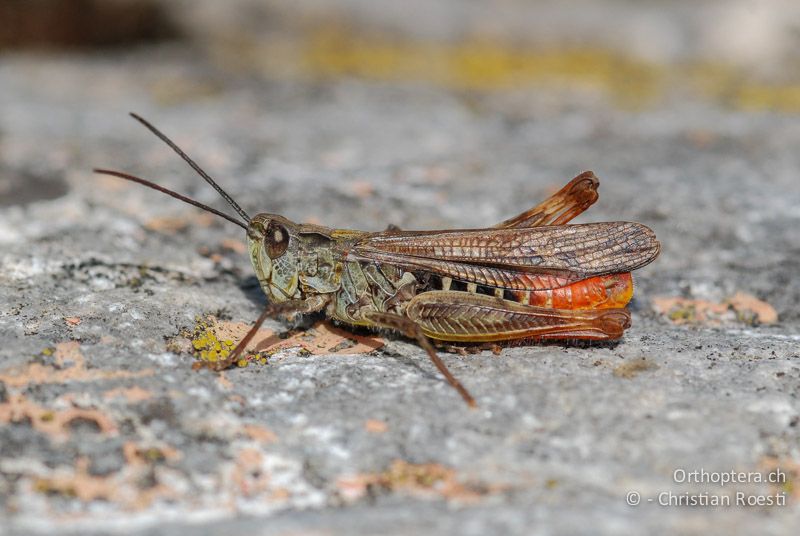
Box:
left=667, top=305, right=697, bottom=323
left=143, top=447, right=166, bottom=462
left=213, top=26, right=800, bottom=113
left=188, top=316, right=269, bottom=368
left=736, top=84, right=800, bottom=113
left=34, top=478, right=77, bottom=498
left=190, top=317, right=235, bottom=364
left=613, top=358, right=659, bottom=379
left=303, top=31, right=663, bottom=108
left=781, top=478, right=795, bottom=497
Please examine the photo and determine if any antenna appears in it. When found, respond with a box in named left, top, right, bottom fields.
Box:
left=128, top=112, right=250, bottom=222
left=93, top=168, right=248, bottom=231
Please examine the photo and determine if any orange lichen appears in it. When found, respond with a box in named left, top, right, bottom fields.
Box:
left=33, top=448, right=180, bottom=509
left=0, top=341, right=153, bottom=389
left=364, top=419, right=389, bottom=434
left=143, top=212, right=216, bottom=233
left=217, top=371, right=234, bottom=390
left=33, top=458, right=116, bottom=502
left=229, top=447, right=275, bottom=499
left=242, top=424, right=278, bottom=444
left=336, top=460, right=495, bottom=504
left=759, top=456, right=799, bottom=500
left=727, top=292, right=779, bottom=325
left=653, top=292, right=778, bottom=326
left=0, top=393, right=117, bottom=440
left=347, top=180, right=375, bottom=199
left=220, top=238, right=247, bottom=253
left=102, top=386, right=153, bottom=403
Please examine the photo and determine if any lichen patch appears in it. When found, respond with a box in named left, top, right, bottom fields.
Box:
left=652, top=292, right=778, bottom=327
left=186, top=316, right=384, bottom=368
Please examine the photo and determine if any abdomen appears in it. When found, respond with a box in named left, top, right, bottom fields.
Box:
left=514, top=273, right=633, bottom=310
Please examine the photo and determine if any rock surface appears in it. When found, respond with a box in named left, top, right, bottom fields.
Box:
left=1, top=1, right=799, bottom=534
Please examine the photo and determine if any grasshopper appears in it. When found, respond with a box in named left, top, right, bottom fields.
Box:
left=95, top=113, right=660, bottom=407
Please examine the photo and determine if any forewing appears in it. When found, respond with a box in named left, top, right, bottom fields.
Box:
left=350, top=222, right=660, bottom=291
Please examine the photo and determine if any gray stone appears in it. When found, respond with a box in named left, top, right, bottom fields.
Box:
left=1, top=2, right=799, bottom=534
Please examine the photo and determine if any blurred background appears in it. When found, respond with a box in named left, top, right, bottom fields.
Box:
left=2, top=0, right=799, bottom=316
left=2, top=0, right=800, bottom=222
left=1, top=1, right=799, bottom=534
left=3, top=0, right=800, bottom=98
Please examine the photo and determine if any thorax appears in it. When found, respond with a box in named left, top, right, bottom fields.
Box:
left=329, top=261, right=418, bottom=325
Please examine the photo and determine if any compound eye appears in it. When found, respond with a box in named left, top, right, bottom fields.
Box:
left=265, top=222, right=289, bottom=259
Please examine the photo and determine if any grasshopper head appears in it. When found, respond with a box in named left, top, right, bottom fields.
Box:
left=247, top=214, right=302, bottom=303
left=95, top=114, right=332, bottom=305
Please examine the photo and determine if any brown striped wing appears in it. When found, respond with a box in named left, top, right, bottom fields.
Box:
left=349, top=222, right=660, bottom=291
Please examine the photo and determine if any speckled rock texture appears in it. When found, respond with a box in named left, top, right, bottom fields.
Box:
left=1, top=1, right=799, bottom=534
